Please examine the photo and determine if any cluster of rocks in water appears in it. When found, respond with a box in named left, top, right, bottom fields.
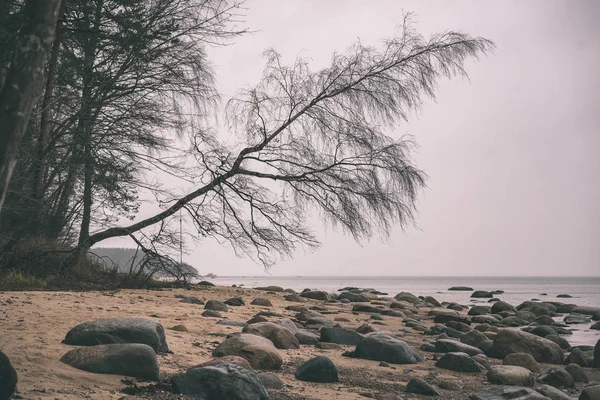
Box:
left=2, top=284, right=600, bottom=400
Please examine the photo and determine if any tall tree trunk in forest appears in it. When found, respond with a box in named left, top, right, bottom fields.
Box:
left=77, top=0, right=104, bottom=248
left=0, top=0, right=63, bottom=211
left=31, top=2, right=66, bottom=209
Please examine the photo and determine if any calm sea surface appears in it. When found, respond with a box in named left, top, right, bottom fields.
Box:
left=210, top=276, right=600, bottom=347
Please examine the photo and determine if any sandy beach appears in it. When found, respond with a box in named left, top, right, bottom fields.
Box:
left=0, top=285, right=598, bottom=400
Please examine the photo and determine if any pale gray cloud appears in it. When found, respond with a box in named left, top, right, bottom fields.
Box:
left=100, top=0, right=600, bottom=276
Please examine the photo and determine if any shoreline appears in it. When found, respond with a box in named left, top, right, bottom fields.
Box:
left=1, top=284, right=598, bottom=399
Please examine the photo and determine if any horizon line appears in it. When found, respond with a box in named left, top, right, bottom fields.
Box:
left=205, top=274, right=600, bottom=278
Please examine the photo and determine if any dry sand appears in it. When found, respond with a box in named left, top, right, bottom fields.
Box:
left=0, top=285, right=588, bottom=400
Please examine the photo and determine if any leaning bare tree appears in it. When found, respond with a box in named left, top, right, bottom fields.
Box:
left=0, top=0, right=63, bottom=210
left=81, top=15, right=494, bottom=267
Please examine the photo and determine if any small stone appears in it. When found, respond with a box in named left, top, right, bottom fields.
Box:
left=503, top=353, right=540, bottom=372
left=564, top=363, right=588, bottom=383
left=194, top=356, right=252, bottom=370
left=406, top=377, right=440, bottom=396
left=295, top=356, right=339, bottom=383
left=224, top=297, right=245, bottom=307
left=316, top=342, right=342, bottom=350
left=580, top=385, right=600, bottom=400
left=170, top=325, right=188, bottom=332
left=487, top=365, right=534, bottom=386
left=202, top=310, right=222, bottom=318
left=435, top=352, right=486, bottom=373
left=535, top=384, right=573, bottom=400
left=251, top=298, right=273, bottom=307
left=217, top=320, right=247, bottom=328
left=536, top=366, right=574, bottom=389
left=205, top=300, right=228, bottom=312
left=256, top=372, right=284, bottom=389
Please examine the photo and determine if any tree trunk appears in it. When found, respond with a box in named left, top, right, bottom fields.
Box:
left=77, top=0, right=104, bottom=248
left=0, top=0, right=63, bottom=211
left=31, top=1, right=65, bottom=205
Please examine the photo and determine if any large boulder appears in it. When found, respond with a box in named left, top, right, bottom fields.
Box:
left=320, top=327, right=364, bottom=346
left=594, top=339, right=600, bottom=368
left=435, top=339, right=483, bottom=356
left=300, top=291, right=331, bottom=301
left=62, top=318, right=169, bottom=353
left=295, top=356, right=338, bottom=383
left=353, top=335, right=422, bottom=364
left=0, top=351, right=17, bottom=400
left=242, top=322, right=299, bottom=350
left=536, top=366, right=574, bottom=389
left=213, top=333, right=283, bottom=370
left=171, top=363, right=269, bottom=400
left=60, top=343, right=159, bottom=380
left=503, top=353, right=540, bottom=372
left=487, top=365, right=534, bottom=386
left=435, top=352, right=486, bottom=373
left=490, top=329, right=563, bottom=364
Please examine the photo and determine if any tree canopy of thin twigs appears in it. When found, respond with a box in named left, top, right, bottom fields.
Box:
left=0, top=0, right=246, bottom=257
left=81, top=14, right=494, bottom=268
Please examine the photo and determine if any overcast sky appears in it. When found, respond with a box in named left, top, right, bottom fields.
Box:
left=100, top=0, right=600, bottom=277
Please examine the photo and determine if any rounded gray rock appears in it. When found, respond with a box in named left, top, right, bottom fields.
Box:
left=354, top=334, right=422, bottom=364
left=295, top=356, right=339, bottom=383
left=213, top=333, right=283, bottom=370
left=435, top=352, right=486, bottom=373
left=171, top=363, right=269, bottom=400
left=62, top=318, right=169, bottom=354
left=0, top=351, right=17, bottom=400
left=60, top=343, right=159, bottom=380
left=487, top=365, right=534, bottom=386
